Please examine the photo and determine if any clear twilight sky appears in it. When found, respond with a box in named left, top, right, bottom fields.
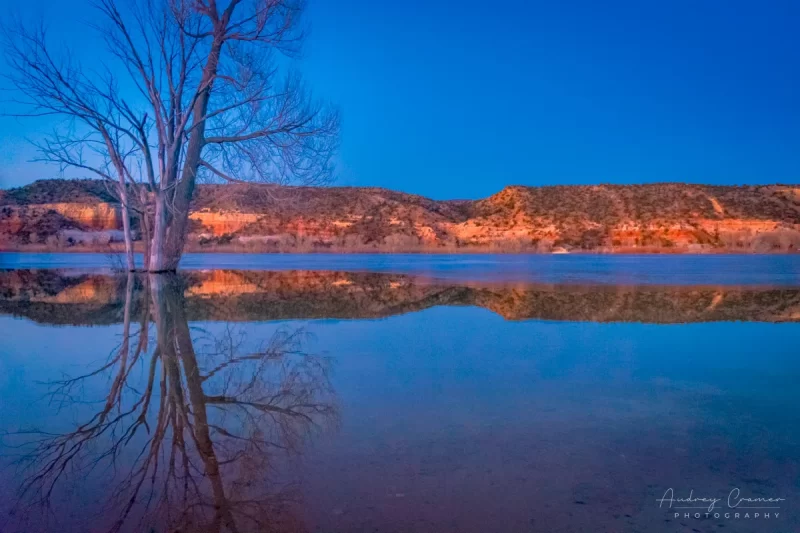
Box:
left=0, top=0, right=798, bottom=199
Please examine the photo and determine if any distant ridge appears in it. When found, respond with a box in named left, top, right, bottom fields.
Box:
left=2, top=179, right=799, bottom=252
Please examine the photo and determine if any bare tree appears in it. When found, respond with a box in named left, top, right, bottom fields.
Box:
left=3, top=0, right=339, bottom=271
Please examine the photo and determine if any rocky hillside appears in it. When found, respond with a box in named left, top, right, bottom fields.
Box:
left=2, top=179, right=800, bottom=252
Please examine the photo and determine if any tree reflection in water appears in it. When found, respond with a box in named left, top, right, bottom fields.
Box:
left=4, top=274, right=338, bottom=533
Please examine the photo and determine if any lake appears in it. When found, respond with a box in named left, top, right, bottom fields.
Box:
left=1, top=253, right=799, bottom=532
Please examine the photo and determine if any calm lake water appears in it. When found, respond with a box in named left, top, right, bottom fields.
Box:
left=1, top=253, right=799, bottom=532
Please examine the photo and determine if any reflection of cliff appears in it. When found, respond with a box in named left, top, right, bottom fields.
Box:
left=2, top=269, right=800, bottom=325
left=466, top=285, right=800, bottom=322
left=183, top=270, right=469, bottom=321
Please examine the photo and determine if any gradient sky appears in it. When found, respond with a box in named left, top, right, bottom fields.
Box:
left=1, top=0, right=798, bottom=198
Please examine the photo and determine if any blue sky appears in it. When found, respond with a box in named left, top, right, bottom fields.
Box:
left=1, top=0, right=798, bottom=198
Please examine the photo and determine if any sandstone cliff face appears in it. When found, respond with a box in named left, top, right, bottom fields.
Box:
left=0, top=180, right=123, bottom=245
left=185, top=182, right=800, bottom=251
left=453, top=184, right=800, bottom=250
left=2, top=179, right=800, bottom=252
left=0, top=206, right=82, bottom=245
left=40, top=203, right=121, bottom=230
left=189, top=211, right=260, bottom=236
left=0, top=203, right=121, bottom=245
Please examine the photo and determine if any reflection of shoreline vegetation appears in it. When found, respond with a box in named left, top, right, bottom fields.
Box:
left=1, top=269, right=800, bottom=325
left=2, top=274, right=337, bottom=533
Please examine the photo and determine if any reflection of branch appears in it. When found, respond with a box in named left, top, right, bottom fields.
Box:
left=201, top=327, right=309, bottom=381
left=8, top=273, right=337, bottom=532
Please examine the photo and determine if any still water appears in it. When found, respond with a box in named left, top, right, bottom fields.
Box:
left=1, top=254, right=799, bottom=532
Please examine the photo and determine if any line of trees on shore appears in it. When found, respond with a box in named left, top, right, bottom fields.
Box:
left=3, top=0, right=339, bottom=271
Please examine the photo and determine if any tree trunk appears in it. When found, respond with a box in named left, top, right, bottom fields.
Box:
left=148, top=192, right=176, bottom=272
left=117, top=183, right=136, bottom=272
left=158, top=174, right=196, bottom=272
left=151, top=38, right=224, bottom=272
left=138, top=207, right=152, bottom=272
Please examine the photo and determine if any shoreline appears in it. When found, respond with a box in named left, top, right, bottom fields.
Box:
left=1, top=244, right=798, bottom=255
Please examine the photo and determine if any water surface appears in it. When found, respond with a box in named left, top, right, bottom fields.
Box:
left=3, top=251, right=800, bottom=284
left=1, top=255, right=798, bottom=532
